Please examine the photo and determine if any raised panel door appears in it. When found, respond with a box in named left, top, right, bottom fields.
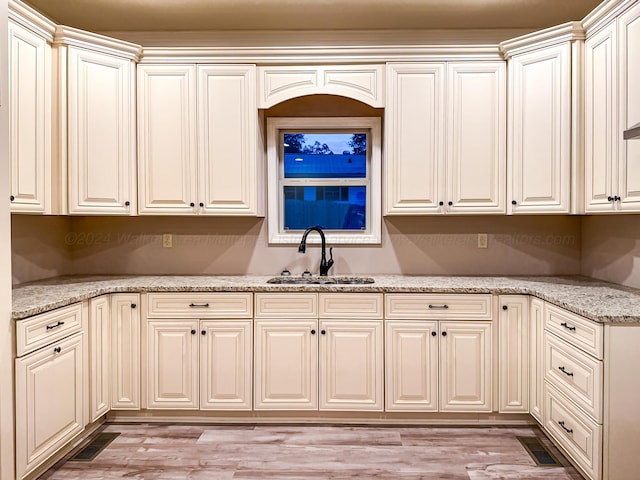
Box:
left=8, top=20, right=51, bottom=213
left=146, top=320, right=199, bottom=409
left=15, top=333, right=84, bottom=479
left=585, top=21, right=617, bottom=212
left=89, top=296, right=110, bottom=421
left=385, top=321, right=438, bottom=411
left=439, top=321, right=492, bottom=412
left=138, top=64, right=198, bottom=214
left=67, top=47, right=135, bottom=214
left=385, top=63, right=445, bottom=214
left=618, top=2, right=640, bottom=211
left=319, top=320, right=383, bottom=411
left=111, top=294, right=140, bottom=409
left=447, top=62, right=506, bottom=214
left=529, top=297, right=544, bottom=423
left=197, top=65, right=259, bottom=215
left=254, top=319, right=318, bottom=410
left=200, top=320, right=252, bottom=410
left=498, top=295, right=529, bottom=413
left=508, top=44, right=571, bottom=213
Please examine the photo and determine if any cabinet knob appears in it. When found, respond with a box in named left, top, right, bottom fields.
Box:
left=502, top=305, right=508, bottom=310
left=53, top=347, right=61, bottom=353
left=199, top=202, right=204, bottom=208
left=131, top=303, right=137, bottom=309
left=608, top=196, right=614, bottom=202
left=431, top=331, right=437, bottom=337
left=441, top=331, right=447, bottom=337
left=439, top=201, right=444, bottom=206
left=191, top=329, right=196, bottom=335
left=201, top=330, right=206, bottom=336
left=448, top=201, right=453, bottom=206
left=311, top=329, right=316, bottom=335
left=511, top=200, right=517, bottom=205
left=9, top=195, right=15, bottom=202
left=190, top=202, right=195, bottom=207
left=321, top=330, right=326, bottom=335
left=614, top=195, right=621, bottom=201
left=125, top=201, right=130, bottom=206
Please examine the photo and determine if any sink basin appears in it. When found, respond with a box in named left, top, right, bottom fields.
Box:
left=267, top=276, right=375, bottom=285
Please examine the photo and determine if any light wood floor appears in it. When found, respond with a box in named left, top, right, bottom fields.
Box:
left=40, top=424, right=585, bottom=479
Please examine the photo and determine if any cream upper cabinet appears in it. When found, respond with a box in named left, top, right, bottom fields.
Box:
left=8, top=17, right=53, bottom=214
left=504, top=39, right=572, bottom=214
left=137, top=64, right=198, bottom=214
left=498, top=295, right=529, bottom=413
left=385, top=62, right=505, bottom=215
left=66, top=45, right=137, bottom=214
left=138, top=63, right=261, bottom=216
left=585, top=2, right=640, bottom=213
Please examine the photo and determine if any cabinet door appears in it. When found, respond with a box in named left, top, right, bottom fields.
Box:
left=146, top=320, right=199, bottom=409
left=585, top=21, right=617, bottom=213
left=200, top=320, right=252, bottom=410
left=138, top=65, right=198, bottom=214
left=15, top=333, right=84, bottom=479
left=385, top=321, right=438, bottom=411
left=508, top=44, right=571, bottom=213
left=197, top=65, right=260, bottom=215
left=111, top=294, right=140, bottom=409
left=89, top=296, right=110, bottom=421
left=254, top=319, right=318, bottom=410
left=319, top=320, right=383, bottom=411
left=385, top=63, right=445, bottom=214
left=617, top=2, right=640, bottom=211
left=439, top=321, right=492, bottom=412
left=447, top=62, right=506, bottom=214
left=498, top=296, right=529, bottom=413
left=8, top=20, right=51, bottom=213
left=67, top=47, right=135, bottom=214
left=529, top=297, right=544, bottom=423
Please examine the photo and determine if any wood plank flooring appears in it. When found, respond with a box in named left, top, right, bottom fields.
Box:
left=39, top=424, right=586, bottom=480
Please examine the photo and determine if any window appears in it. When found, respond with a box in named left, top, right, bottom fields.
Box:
left=267, top=117, right=381, bottom=244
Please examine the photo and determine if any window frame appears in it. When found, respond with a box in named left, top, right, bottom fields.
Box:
left=267, top=117, right=381, bottom=245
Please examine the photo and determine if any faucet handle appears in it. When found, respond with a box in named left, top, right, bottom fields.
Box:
left=327, top=247, right=334, bottom=269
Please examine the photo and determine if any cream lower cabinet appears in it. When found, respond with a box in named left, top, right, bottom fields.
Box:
left=111, top=294, right=141, bottom=409
left=89, top=295, right=111, bottom=421
left=254, top=293, right=384, bottom=411
left=498, top=295, right=529, bottom=413
left=529, top=297, right=544, bottom=423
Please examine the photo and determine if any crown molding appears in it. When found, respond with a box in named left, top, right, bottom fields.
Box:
left=500, top=21, right=585, bottom=59
left=53, top=25, right=143, bottom=61
left=582, top=0, right=637, bottom=34
left=8, top=0, right=56, bottom=42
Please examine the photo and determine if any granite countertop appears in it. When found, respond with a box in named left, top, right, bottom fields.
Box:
left=11, top=274, right=640, bottom=324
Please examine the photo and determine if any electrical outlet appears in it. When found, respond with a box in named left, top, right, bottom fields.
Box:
left=477, top=233, right=488, bottom=249
left=162, top=233, right=173, bottom=248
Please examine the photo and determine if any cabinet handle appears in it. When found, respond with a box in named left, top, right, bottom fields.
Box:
left=502, top=305, right=508, bottom=310
left=46, top=321, right=65, bottom=330
left=448, top=201, right=453, bottom=206
left=428, top=304, right=449, bottom=309
left=199, top=202, right=204, bottom=208
left=189, top=303, right=210, bottom=308
left=441, top=331, right=447, bottom=337
left=560, top=322, right=576, bottom=332
left=431, top=331, right=437, bottom=337
left=125, top=201, right=130, bottom=206
left=131, top=303, right=137, bottom=309
left=512, top=200, right=517, bottom=205
left=438, top=201, right=444, bottom=206
left=558, top=420, right=573, bottom=434
left=614, top=195, right=621, bottom=201
left=608, top=196, right=614, bottom=202
left=311, top=329, right=316, bottom=335
left=190, top=202, right=195, bottom=207
left=53, top=347, right=61, bottom=353
left=321, top=330, right=326, bottom=335
left=10, top=195, right=15, bottom=202
left=191, top=329, right=196, bottom=335
left=201, top=330, right=206, bottom=335
left=558, top=366, right=574, bottom=377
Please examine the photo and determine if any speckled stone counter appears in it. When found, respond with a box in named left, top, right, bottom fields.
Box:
left=12, top=274, right=640, bottom=324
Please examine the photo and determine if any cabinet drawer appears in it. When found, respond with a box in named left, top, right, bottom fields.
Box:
left=255, top=293, right=318, bottom=318
left=545, top=304, right=603, bottom=359
left=16, top=303, right=84, bottom=357
left=544, top=383, right=602, bottom=480
left=319, top=293, right=383, bottom=319
left=385, top=294, right=492, bottom=320
left=544, top=333, right=603, bottom=422
left=146, top=293, right=252, bottom=318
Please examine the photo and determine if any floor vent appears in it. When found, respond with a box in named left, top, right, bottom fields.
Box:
left=70, top=432, right=120, bottom=461
left=517, top=436, right=561, bottom=466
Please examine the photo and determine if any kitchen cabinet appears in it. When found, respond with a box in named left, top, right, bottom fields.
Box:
left=143, top=292, right=253, bottom=410
left=254, top=293, right=384, bottom=411
left=89, top=296, right=110, bottom=421
left=385, top=62, right=505, bottom=215
left=498, top=295, right=529, bottom=413
left=14, top=302, right=87, bottom=479
left=585, top=2, right=640, bottom=212
left=138, top=64, right=261, bottom=216
left=111, top=294, right=140, bottom=409
left=502, top=30, right=575, bottom=214
left=8, top=15, right=54, bottom=214
left=385, top=294, right=493, bottom=412
left=529, top=297, right=544, bottom=423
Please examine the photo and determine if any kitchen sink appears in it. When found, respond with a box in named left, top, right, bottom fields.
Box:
left=266, top=276, right=375, bottom=285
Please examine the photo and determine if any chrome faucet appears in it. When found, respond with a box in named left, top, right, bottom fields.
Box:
left=298, top=226, right=334, bottom=276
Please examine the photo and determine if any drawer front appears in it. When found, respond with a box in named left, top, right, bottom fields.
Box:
left=319, top=293, right=383, bottom=319
left=16, top=303, right=84, bottom=357
left=545, top=304, right=603, bottom=359
left=146, top=293, right=252, bottom=318
left=385, top=294, right=492, bottom=320
left=544, top=383, right=602, bottom=480
left=544, top=333, right=603, bottom=422
left=255, top=293, right=318, bottom=318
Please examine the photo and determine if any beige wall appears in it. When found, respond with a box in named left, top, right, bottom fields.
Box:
left=581, top=215, right=640, bottom=289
